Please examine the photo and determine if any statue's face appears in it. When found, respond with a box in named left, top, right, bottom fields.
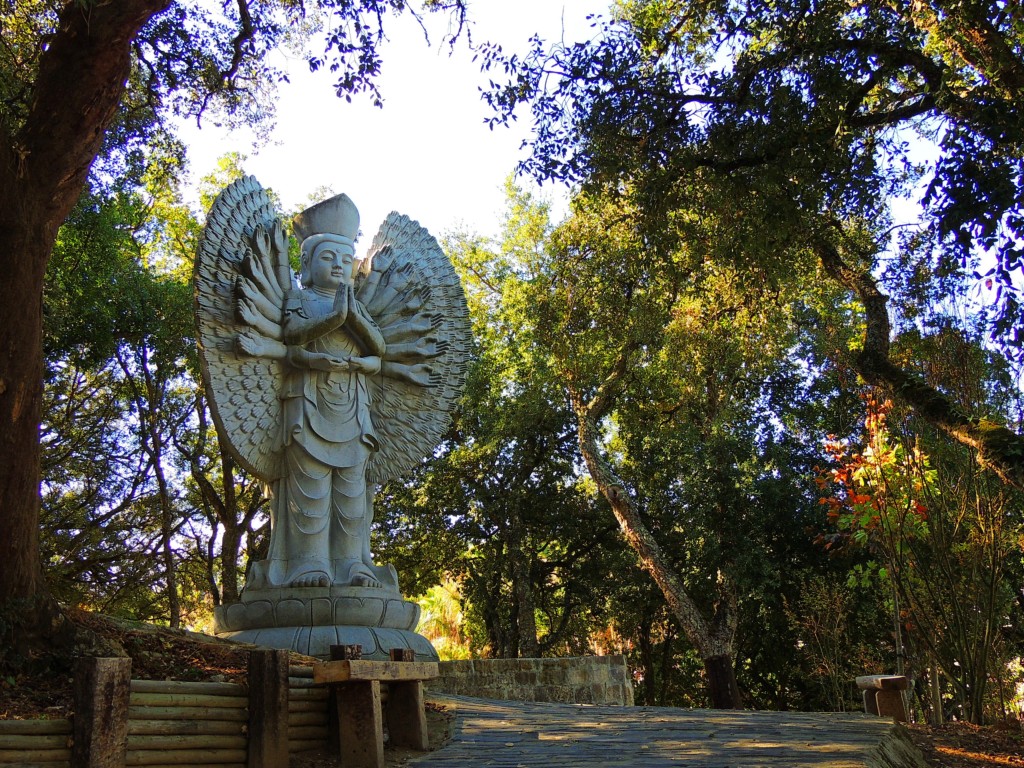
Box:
left=307, top=242, right=355, bottom=290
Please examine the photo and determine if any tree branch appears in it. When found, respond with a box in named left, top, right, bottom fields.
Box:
left=814, top=235, right=1024, bottom=490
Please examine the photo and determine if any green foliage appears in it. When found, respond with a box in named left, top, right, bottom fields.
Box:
left=483, top=0, right=1024, bottom=355
left=822, top=394, right=1021, bottom=724
left=375, top=183, right=629, bottom=658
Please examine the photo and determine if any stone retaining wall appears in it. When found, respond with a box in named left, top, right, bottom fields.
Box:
left=429, top=655, right=634, bottom=706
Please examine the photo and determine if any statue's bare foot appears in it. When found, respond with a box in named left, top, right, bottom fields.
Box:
left=291, top=571, right=330, bottom=588
left=347, top=563, right=383, bottom=588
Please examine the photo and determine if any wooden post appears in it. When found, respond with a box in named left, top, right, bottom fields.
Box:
left=248, top=649, right=289, bottom=768
left=71, top=656, right=131, bottom=768
left=384, top=648, right=427, bottom=750
left=335, top=680, right=384, bottom=768
left=328, top=644, right=363, bottom=752
left=385, top=680, right=428, bottom=750
left=332, top=644, right=363, bottom=660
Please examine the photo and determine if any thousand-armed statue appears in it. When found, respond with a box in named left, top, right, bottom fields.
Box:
left=194, top=177, right=470, bottom=659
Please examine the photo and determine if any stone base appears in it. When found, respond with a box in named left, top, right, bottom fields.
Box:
left=213, top=586, right=420, bottom=633
left=217, top=624, right=439, bottom=661
left=212, top=582, right=438, bottom=661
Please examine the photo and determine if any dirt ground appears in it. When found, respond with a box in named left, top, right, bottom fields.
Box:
left=2, top=610, right=1023, bottom=766
left=906, top=721, right=1024, bottom=767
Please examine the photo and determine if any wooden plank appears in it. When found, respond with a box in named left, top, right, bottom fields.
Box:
left=288, top=725, right=329, bottom=740
left=855, top=675, right=909, bottom=691
left=313, top=660, right=438, bottom=684
left=247, top=648, right=289, bottom=768
left=0, top=734, right=70, bottom=749
left=287, top=711, right=328, bottom=727
left=289, top=687, right=328, bottom=701
left=124, top=748, right=247, bottom=766
left=875, top=690, right=909, bottom=721
left=127, top=706, right=247, bottom=722
left=129, top=693, right=249, bottom=709
left=72, top=656, right=132, bottom=768
left=385, top=680, right=428, bottom=751
left=288, top=699, right=326, bottom=713
left=288, top=738, right=328, bottom=754
left=127, top=720, right=245, bottom=736
left=0, top=748, right=71, bottom=763
left=0, top=719, right=72, bottom=735
left=125, top=734, right=247, bottom=750
left=130, top=680, right=246, bottom=697
left=334, top=680, right=383, bottom=768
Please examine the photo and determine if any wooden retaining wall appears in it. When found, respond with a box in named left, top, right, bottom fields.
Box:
left=126, top=679, right=249, bottom=767
left=288, top=665, right=329, bottom=755
left=0, top=653, right=331, bottom=767
left=0, top=717, right=73, bottom=766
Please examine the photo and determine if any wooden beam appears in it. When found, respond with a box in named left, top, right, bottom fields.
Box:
left=247, top=649, right=289, bottom=768
left=313, top=660, right=438, bottom=684
left=334, top=681, right=384, bottom=768
left=72, top=656, right=131, bottom=768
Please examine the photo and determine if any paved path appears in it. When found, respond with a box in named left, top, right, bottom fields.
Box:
left=411, top=696, right=925, bottom=768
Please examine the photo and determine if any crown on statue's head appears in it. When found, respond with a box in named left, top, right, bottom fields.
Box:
left=292, top=193, right=360, bottom=245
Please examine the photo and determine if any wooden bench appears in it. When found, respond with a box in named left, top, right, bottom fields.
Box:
left=313, top=654, right=439, bottom=768
left=856, top=675, right=909, bottom=722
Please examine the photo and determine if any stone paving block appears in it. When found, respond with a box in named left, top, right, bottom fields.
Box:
left=409, top=696, right=928, bottom=768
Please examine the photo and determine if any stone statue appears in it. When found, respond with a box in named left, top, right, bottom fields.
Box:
left=194, top=177, right=470, bottom=659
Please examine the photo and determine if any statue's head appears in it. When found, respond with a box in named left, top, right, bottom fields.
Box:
left=294, top=193, right=360, bottom=289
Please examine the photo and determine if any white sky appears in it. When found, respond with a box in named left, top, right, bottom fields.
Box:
left=180, top=1, right=609, bottom=243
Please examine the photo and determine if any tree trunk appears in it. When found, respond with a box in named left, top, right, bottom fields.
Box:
left=567, top=382, right=742, bottom=708
left=0, top=0, right=169, bottom=646
left=0, top=223, right=48, bottom=606
left=704, top=653, right=742, bottom=710
left=508, top=515, right=539, bottom=658
left=814, top=236, right=1024, bottom=490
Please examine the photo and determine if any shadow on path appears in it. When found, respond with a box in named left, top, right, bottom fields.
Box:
left=410, top=695, right=928, bottom=768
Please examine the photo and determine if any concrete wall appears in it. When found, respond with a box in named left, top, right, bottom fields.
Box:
left=429, top=655, right=634, bottom=706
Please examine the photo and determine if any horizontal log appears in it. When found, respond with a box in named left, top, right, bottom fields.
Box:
left=288, top=678, right=320, bottom=689
left=126, top=734, right=247, bottom=751
left=128, top=706, right=248, bottom=722
left=0, top=748, right=71, bottom=763
left=130, top=680, right=246, bottom=697
left=128, top=719, right=245, bottom=737
left=0, top=720, right=72, bottom=735
left=288, top=687, right=328, bottom=701
left=123, top=765, right=244, bottom=768
left=129, top=692, right=248, bottom=709
left=0, top=763, right=72, bottom=768
left=855, top=675, right=909, bottom=691
left=288, top=738, right=327, bottom=754
left=288, top=725, right=328, bottom=740
left=289, top=666, right=314, bottom=678
left=124, top=748, right=247, bottom=766
left=287, top=711, right=328, bottom=727
left=287, top=700, right=325, bottom=713
left=0, top=734, right=70, bottom=750
left=313, top=660, right=438, bottom=684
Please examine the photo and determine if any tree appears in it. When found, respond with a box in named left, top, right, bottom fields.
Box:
left=482, top=0, right=1024, bottom=488
left=373, top=182, right=628, bottom=658
left=467, top=181, right=853, bottom=708
left=822, top=320, right=1024, bottom=724
left=0, top=0, right=466, bottom=660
